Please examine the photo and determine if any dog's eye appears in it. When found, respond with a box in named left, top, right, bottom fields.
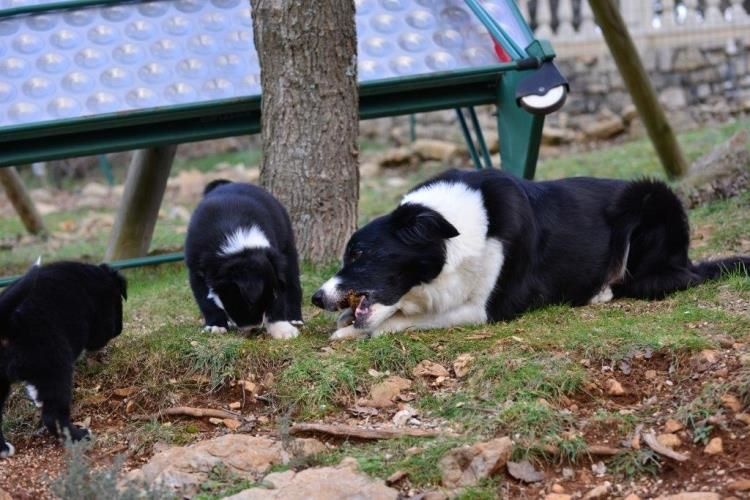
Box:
left=349, top=249, right=363, bottom=262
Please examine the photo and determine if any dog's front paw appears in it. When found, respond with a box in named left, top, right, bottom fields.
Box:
left=67, top=426, right=92, bottom=443
left=203, top=325, right=228, bottom=334
left=330, top=325, right=368, bottom=341
left=0, top=442, right=15, bottom=459
left=336, top=309, right=355, bottom=329
left=266, top=321, right=299, bottom=340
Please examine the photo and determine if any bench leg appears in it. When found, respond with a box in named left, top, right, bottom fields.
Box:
left=105, top=145, right=177, bottom=261
left=497, top=72, right=545, bottom=179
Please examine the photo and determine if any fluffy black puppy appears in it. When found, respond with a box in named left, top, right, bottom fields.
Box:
left=313, top=168, right=750, bottom=339
left=185, top=180, right=303, bottom=339
left=0, top=261, right=126, bottom=458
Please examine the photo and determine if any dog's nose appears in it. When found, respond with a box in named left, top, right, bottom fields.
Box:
left=311, top=289, right=325, bottom=309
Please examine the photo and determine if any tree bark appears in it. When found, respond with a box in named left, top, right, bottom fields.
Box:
left=251, top=0, right=359, bottom=264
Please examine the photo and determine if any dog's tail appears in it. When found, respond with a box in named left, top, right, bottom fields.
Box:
left=691, top=256, right=750, bottom=282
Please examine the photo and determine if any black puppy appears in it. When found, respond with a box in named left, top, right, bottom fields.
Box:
left=0, top=261, right=126, bottom=458
left=185, top=180, right=303, bottom=339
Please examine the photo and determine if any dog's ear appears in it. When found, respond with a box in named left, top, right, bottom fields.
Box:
left=265, top=249, right=288, bottom=293
left=101, top=264, right=127, bottom=300
left=392, top=203, right=459, bottom=245
left=203, top=179, right=232, bottom=196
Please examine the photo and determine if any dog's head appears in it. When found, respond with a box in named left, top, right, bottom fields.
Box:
left=202, top=249, right=286, bottom=328
left=312, top=203, right=458, bottom=330
left=86, top=264, right=127, bottom=350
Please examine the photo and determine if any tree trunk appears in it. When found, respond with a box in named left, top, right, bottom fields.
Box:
left=0, top=167, right=47, bottom=237
left=251, top=0, right=359, bottom=264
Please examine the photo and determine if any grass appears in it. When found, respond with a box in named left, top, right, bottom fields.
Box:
left=2, top=117, right=750, bottom=496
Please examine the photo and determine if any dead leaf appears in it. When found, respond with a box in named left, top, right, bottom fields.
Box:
left=453, top=353, right=475, bottom=378
left=113, top=387, right=137, bottom=398
left=223, top=418, right=242, bottom=431
left=507, top=460, right=544, bottom=483
left=413, top=360, right=449, bottom=378
left=358, top=376, right=412, bottom=408
left=663, top=418, right=683, bottom=433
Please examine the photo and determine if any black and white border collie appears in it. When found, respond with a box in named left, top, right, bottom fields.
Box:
left=185, top=180, right=303, bottom=339
left=0, top=261, right=126, bottom=458
left=313, top=168, right=749, bottom=339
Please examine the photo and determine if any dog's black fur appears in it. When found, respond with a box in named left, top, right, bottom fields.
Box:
left=313, top=168, right=749, bottom=338
left=185, top=180, right=303, bottom=338
left=0, top=262, right=126, bottom=457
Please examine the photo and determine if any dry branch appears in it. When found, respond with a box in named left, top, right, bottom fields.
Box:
left=133, top=406, right=242, bottom=421
left=642, top=430, right=689, bottom=461
left=289, top=423, right=444, bottom=440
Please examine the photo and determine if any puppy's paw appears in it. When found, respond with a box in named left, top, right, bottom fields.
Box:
left=67, top=426, right=92, bottom=443
left=330, top=325, right=368, bottom=341
left=336, top=309, right=355, bottom=329
left=0, top=442, right=15, bottom=459
left=203, top=325, right=228, bottom=334
left=290, top=319, right=304, bottom=327
left=266, top=321, right=299, bottom=340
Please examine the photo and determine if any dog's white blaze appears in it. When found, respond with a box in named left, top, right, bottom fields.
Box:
left=34, top=256, right=42, bottom=267
left=207, top=288, right=225, bottom=311
left=219, top=226, right=270, bottom=256
left=589, top=286, right=614, bottom=305
left=266, top=321, right=299, bottom=340
left=401, top=181, right=489, bottom=272
left=0, top=442, right=14, bottom=458
left=318, top=275, right=343, bottom=304
left=25, top=384, right=43, bottom=408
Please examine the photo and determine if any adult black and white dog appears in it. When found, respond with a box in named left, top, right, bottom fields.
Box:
left=312, top=168, right=749, bottom=339
left=0, top=261, right=126, bottom=458
left=185, top=180, right=303, bottom=339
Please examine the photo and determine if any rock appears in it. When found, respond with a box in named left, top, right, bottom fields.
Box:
left=544, top=494, right=572, bottom=500
left=377, top=147, right=416, bottom=169
left=673, top=46, right=708, bottom=71
left=223, top=418, right=241, bottom=431
left=229, top=401, right=242, bottom=410
left=655, top=493, right=719, bottom=500
left=581, top=116, right=625, bottom=140
left=0, top=487, right=12, bottom=500
left=582, top=482, right=612, bottom=500
left=621, top=104, right=638, bottom=123
left=659, top=87, right=689, bottom=110
left=226, top=457, right=398, bottom=500
left=645, top=369, right=658, bottom=380
left=439, top=436, right=512, bottom=488
left=507, top=460, right=544, bottom=483
left=657, top=433, right=682, bottom=448
left=551, top=484, right=566, bottom=493
left=605, top=378, right=625, bottom=396
left=679, top=130, right=750, bottom=208
left=413, top=360, right=450, bottom=379
left=392, top=405, right=417, bottom=427
left=727, top=480, right=750, bottom=491
left=721, top=394, right=743, bottom=413
left=735, top=413, right=750, bottom=426
left=452, top=353, right=475, bottom=378
left=127, top=435, right=325, bottom=494
left=663, top=418, right=684, bottom=433
left=703, top=437, right=723, bottom=455
left=542, top=126, right=576, bottom=145
left=690, top=349, right=719, bottom=372
left=358, top=376, right=412, bottom=408
left=411, top=139, right=459, bottom=162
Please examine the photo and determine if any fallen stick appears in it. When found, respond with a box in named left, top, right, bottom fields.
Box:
left=289, top=423, right=444, bottom=440
left=132, top=406, right=242, bottom=421
left=642, top=430, right=689, bottom=462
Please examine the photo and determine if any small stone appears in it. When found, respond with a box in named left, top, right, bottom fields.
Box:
left=606, top=378, right=625, bottom=396
left=703, top=437, right=723, bottom=455
left=663, top=418, right=684, bottom=433
left=229, top=401, right=242, bottom=410
left=727, top=479, right=750, bottom=491
left=223, top=418, right=241, bottom=431
left=551, top=484, right=566, bottom=493
left=645, top=369, right=657, bottom=380
left=439, top=437, right=512, bottom=488
left=583, top=482, right=612, bottom=500
left=562, top=467, right=574, bottom=480
left=656, top=433, right=682, bottom=448
left=735, top=413, right=750, bottom=425
left=721, top=394, right=743, bottom=413
left=544, top=494, right=572, bottom=500
left=209, top=417, right=223, bottom=425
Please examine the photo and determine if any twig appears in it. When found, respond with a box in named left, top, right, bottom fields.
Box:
left=132, top=406, right=242, bottom=421
left=586, top=445, right=623, bottom=456
left=289, top=423, right=445, bottom=440
left=642, top=430, right=689, bottom=462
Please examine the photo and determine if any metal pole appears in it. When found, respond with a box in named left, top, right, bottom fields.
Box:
left=588, top=0, right=688, bottom=178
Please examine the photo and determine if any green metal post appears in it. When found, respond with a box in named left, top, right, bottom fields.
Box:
left=496, top=72, right=545, bottom=179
